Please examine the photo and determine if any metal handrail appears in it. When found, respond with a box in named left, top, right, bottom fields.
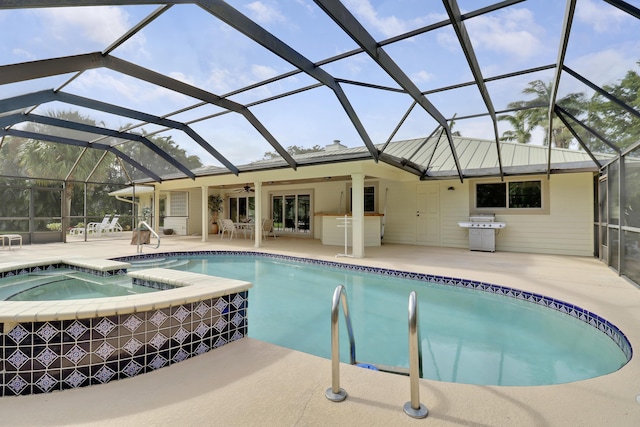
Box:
left=325, top=284, right=356, bottom=402
left=403, top=290, right=428, bottom=418
left=136, top=221, right=160, bottom=253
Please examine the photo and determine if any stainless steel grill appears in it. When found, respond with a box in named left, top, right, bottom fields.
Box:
left=458, top=214, right=506, bottom=252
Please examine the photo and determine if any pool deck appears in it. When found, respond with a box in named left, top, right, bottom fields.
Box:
left=0, top=234, right=639, bottom=426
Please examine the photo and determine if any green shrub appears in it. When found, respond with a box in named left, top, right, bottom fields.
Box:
left=46, top=222, right=62, bottom=231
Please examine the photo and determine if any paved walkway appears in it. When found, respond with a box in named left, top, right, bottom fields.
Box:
left=0, top=235, right=639, bottom=426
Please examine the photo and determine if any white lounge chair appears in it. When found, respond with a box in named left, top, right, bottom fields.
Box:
left=220, top=219, right=238, bottom=239
left=101, top=214, right=122, bottom=235
left=86, top=215, right=112, bottom=234
left=69, top=223, right=86, bottom=235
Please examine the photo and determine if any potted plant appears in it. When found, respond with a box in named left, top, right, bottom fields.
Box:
left=208, top=194, right=224, bottom=234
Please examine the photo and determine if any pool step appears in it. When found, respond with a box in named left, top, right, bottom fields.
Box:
left=355, top=362, right=409, bottom=376
left=129, top=258, right=190, bottom=270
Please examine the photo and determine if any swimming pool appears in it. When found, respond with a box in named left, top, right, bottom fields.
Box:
left=121, top=252, right=631, bottom=386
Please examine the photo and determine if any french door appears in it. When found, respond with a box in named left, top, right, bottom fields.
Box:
left=272, top=193, right=311, bottom=234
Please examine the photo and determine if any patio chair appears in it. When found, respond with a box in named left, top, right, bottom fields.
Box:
left=262, top=218, right=276, bottom=239
left=101, top=214, right=122, bottom=235
left=69, top=223, right=86, bottom=235
left=1, top=234, right=22, bottom=250
left=220, top=219, right=238, bottom=240
left=86, top=214, right=112, bottom=234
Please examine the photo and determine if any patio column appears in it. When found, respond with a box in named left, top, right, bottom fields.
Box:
left=154, top=187, right=161, bottom=234
left=201, top=185, right=208, bottom=242
left=351, top=173, right=365, bottom=258
left=254, top=181, right=262, bottom=248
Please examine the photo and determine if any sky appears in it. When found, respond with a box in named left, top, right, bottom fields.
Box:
left=1, top=0, right=639, bottom=169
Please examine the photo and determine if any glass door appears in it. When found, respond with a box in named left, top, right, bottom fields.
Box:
left=599, top=176, right=608, bottom=263
left=229, top=196, right=255, bottom=223
left=271, top=192, right=312, bottom=234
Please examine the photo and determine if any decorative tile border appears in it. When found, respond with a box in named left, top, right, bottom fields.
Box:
left=116, top=250, right=633, bottom=362
left=0, top=263, right=126, bottom=279
left=131, top=278, right=178, bottom=291
left=1, top=291, right=247, bottom=396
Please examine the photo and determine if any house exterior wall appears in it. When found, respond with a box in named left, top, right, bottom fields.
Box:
left=492, top=173, right=594, bottom=256
left=377, top=172, right=594, bottom=256
left=154, top=159, right=595, bottom=257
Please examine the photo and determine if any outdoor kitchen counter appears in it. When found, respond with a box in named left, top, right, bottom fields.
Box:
left=315, top=213, right=382, bottom=247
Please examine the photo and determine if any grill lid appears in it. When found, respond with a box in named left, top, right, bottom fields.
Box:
left=469, top=214, right=495, bottom=222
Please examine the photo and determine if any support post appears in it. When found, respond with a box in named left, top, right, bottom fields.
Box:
left=351, top=173, right=365, bottom=258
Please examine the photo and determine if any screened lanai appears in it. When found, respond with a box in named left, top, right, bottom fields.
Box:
left=0, top=1, right=639, bottom=282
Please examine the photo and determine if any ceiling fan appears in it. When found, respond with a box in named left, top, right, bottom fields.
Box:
left=234, top=185, right=255, bottom=193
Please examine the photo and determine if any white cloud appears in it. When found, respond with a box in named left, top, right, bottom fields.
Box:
left=245, top=1, right=285, bottom=25
left=37, top=6, right=146, bottom=53
left=205, top=68, right=236, bottom=94
left=566, top=47, right=640, bottom=90
left=72, top=69, right=189, bottom=108
left=294, top=0, right=315, bottom=15
left=205, top=66, right=276, bottom=99
left=169, top=72, right=195, bottom=86
left=343, top=0, right=430, bottom=38
left=251, top=64, right=278, bottom=81
left=464, top=8, right=544, bottom=59
left=576, top=0, right=631, bottom=33
left=412, top=70, right=435, bottom=83
left=11, top=48, right=36, bottom=61
left=436, top=31, right=459, bottom=52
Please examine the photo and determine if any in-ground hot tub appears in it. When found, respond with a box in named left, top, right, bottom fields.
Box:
left=0, top=258, right=251, bottom=396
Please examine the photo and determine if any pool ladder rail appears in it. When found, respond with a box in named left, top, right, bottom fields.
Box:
left=135, top=221, right=161, bottom=253
left=325, top=285, right=428, bottom=419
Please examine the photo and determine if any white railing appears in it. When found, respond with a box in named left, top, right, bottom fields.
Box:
left=325, top=284, right=356, bottom=402
left=135, top=221, right=160, bottom=253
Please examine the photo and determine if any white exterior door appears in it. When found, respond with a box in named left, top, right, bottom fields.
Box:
left=416, top=183, right=440, bottom=245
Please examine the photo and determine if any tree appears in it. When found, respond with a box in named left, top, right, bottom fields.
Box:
left=586, top=60, right=640, bottom=151
left=17, top=110, right=110, bottom=217
left=116, top=128, right=203, bottom=179
left=498, top=104, right=531, bottom=144
left=448, top=115, right=462, bottom=137
left=13, top=110, right=206, bottom=226
left=499, top=80, right=586, bottom=148
left=263, top=144, right=323, bottom=160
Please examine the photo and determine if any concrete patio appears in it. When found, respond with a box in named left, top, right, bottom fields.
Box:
left=0, top=235, right=639, bottom=426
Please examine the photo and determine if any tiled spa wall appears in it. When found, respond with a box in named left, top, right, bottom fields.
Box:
left=0, top=291, right=248, bottom=396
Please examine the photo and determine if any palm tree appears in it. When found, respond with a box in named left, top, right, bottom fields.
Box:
left=500, top=80, right=586, bottom=148
left=497, top=105, right=531, bottom=144
left=522, top=80, right=586, bottom=148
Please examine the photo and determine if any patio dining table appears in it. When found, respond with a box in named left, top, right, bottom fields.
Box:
left=234, top=222, right=254, bottom=239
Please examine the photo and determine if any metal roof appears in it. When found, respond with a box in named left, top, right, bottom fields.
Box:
left=1, top=1, right=639, bottom=184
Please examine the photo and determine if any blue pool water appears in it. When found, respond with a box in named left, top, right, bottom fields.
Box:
left=126, top=253, right=630, bottom=386
left=0, top=270, right=156, bottom=301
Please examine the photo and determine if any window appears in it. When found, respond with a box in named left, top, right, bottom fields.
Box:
left=349, top=184, right=377, bottom=213
left=476, top=180, right=542, bottom=210
left=509, top=181, right=542, bottom=208
left=170, top=192, right=188, bottom=216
